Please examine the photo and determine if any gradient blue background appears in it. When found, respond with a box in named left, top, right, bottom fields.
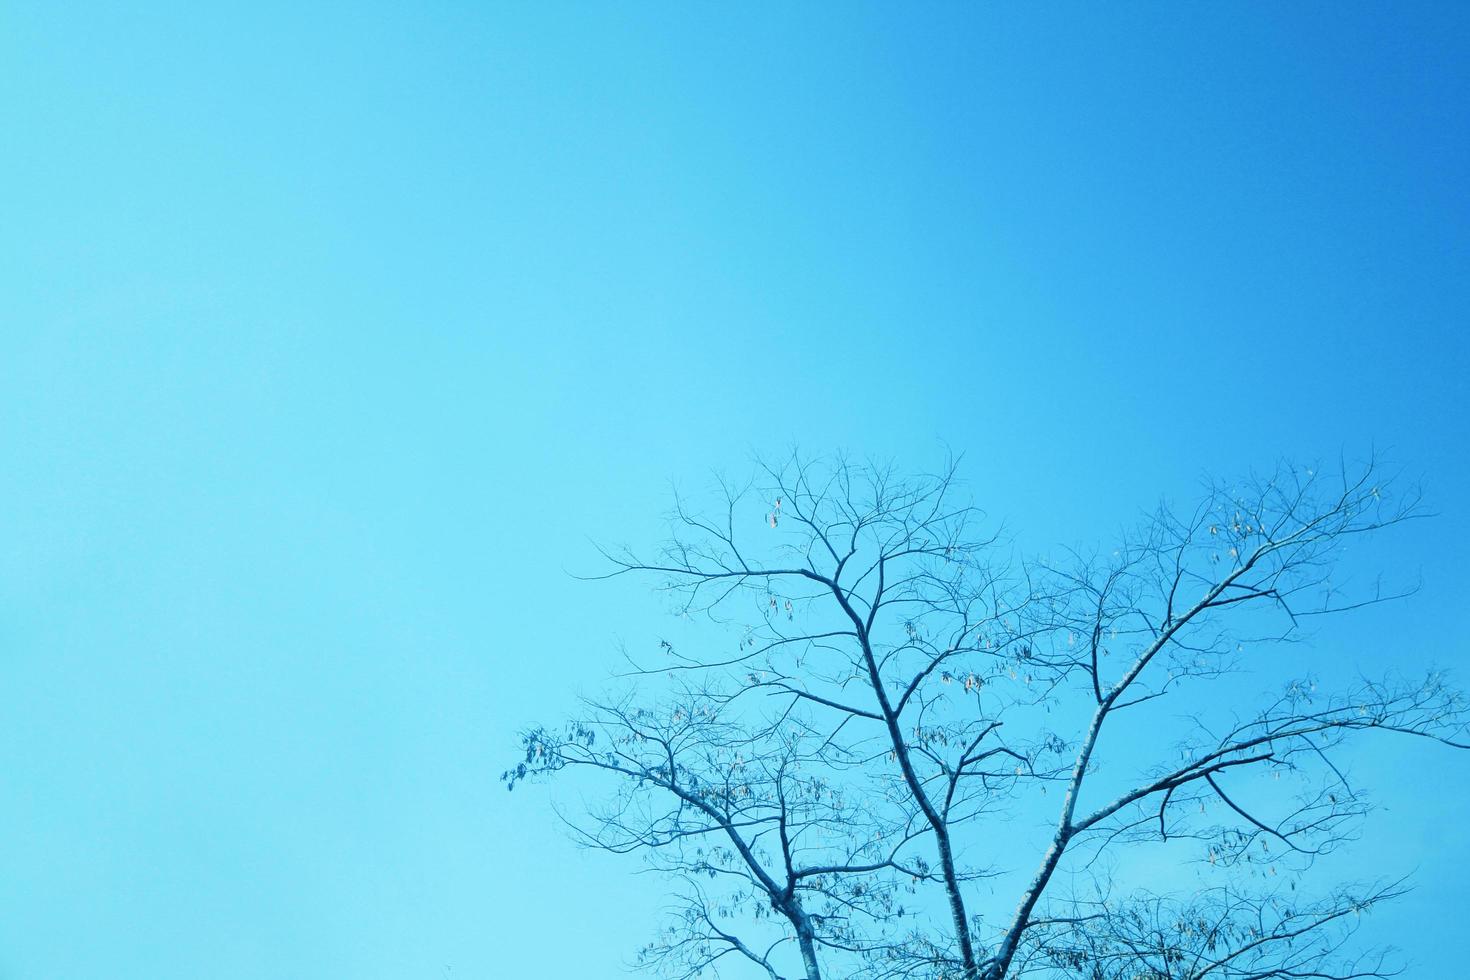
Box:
left=2, top=3, right=1467, bottom=977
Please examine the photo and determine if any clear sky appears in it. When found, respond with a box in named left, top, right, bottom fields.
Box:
left=2, top=3, right=1468, bottom=978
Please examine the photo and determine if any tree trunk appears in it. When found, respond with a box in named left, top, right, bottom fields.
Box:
left=796, top=924, right=822, bottom=980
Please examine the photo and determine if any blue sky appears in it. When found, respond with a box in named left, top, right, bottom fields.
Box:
left=2, top=3, right=1467, bottom=977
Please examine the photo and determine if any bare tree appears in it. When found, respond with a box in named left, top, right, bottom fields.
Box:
left=505, top=453, right=1468, bottom=980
